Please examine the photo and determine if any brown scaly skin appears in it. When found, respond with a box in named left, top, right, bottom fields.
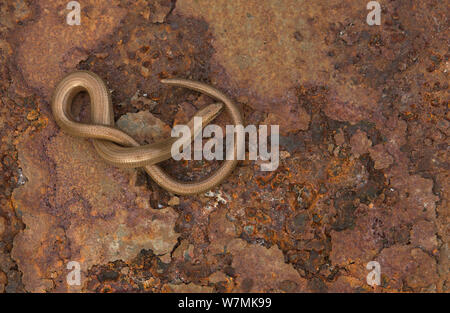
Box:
left=52, top=71, right=243, bottom=195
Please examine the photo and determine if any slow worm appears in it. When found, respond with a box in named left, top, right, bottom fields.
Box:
left=51, top=71, right=243, bottom=195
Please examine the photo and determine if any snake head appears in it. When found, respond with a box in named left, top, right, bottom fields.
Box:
left=195, top=102, right=224, bottom=125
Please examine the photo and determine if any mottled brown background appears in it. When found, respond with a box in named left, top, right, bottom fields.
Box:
left=0, top=0, right=448, bottom=292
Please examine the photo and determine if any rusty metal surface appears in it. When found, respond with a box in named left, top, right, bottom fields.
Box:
left=0, top=0, right=448, bottom=292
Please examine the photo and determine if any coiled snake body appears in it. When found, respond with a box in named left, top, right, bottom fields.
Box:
left=51, top=71, right=243, bottom=195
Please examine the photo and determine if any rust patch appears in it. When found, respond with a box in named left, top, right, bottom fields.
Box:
left=0, top=0, right=448, bottom=293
